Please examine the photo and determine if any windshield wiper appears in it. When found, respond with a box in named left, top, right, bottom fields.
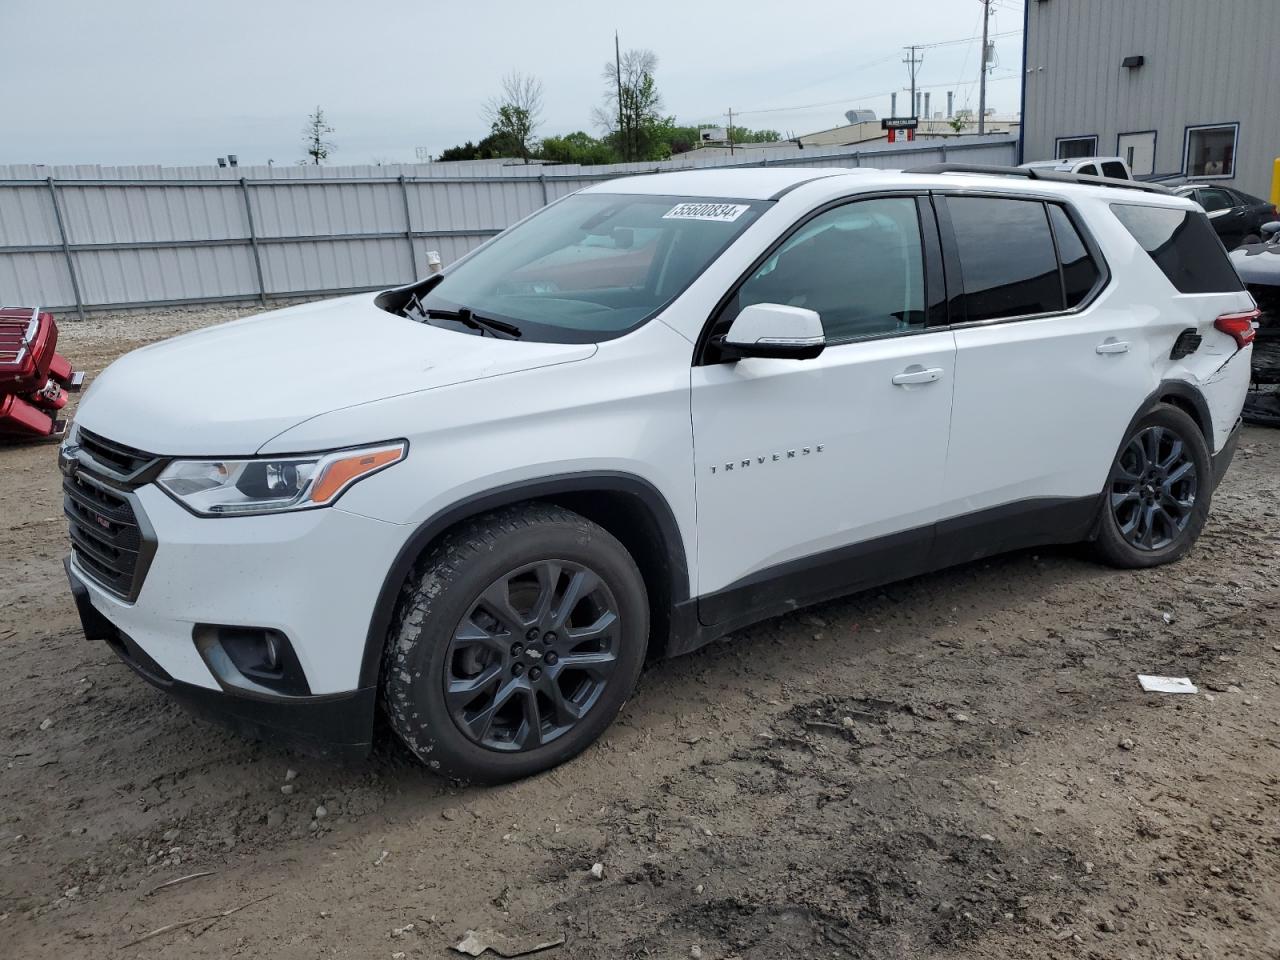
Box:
left=421, top=307, right=522, bottom=338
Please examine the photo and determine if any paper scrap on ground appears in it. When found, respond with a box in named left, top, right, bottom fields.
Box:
left=453, top=929, right=566, bottom=957
left=1138, top=675, right=1198, bottom=694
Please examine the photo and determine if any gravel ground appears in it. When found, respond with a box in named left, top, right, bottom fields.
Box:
left=2, top=306, right=1278, bottom=959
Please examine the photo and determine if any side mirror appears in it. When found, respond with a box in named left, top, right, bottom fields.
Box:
left=1262, top=221, right=1280, bottom=240
left=717, top=303, right=825, bottom=360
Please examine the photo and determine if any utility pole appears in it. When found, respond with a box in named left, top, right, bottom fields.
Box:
left=978, top=0, right=992, bottom=135
left=615, top=32, right=625, bottom=161
left=727, top=107, right=734, bottom=156
left=902, top=45, right=923, bottom=117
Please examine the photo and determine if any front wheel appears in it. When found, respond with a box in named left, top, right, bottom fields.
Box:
left=381, top=504, right=649, bottom=783
left=1092, top=403, right=1212, bottom=568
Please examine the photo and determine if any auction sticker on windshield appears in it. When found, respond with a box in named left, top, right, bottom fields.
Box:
left=662, top=202, right=751, bottom=222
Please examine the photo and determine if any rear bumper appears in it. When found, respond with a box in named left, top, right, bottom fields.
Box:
left=67, top=557, right=375, bottom=759
left=1212, top=417, right=1242, bottom=489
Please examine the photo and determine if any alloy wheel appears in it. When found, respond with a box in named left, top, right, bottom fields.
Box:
left=1110, top=425, right=1198, bottom=551
left=444, top=560, right=620, bottom=751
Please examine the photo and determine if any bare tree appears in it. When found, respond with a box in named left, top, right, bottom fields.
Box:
left=482, top=72, right=544, bottom=162
left=301, top=106, right=335, bottom=165
left=593, top=48, right=663, bottom=162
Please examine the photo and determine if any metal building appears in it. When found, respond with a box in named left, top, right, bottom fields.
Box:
left=1020, top=0, right=1279, bottom=197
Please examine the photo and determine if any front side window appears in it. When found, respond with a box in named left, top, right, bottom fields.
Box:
left=1100, top=161, right=1128, bottom=180
left=1056, top=136, right=1098, bottom=160
left=733, top=197, right=925, bottom=343
left=419, top=193, right=766, bottom=343
left=947, top=197, right=1062, bottom=322
left=1196, top=188, right=1235, bottom=213
left=1185, top=124, right=1238, bottom=179
left=1110, top=203, right=1244, bottom=294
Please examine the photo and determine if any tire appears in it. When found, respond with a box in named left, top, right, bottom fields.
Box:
left=1241, top=234, right=1262, bottom=247
left=381, top=503, right=649, bottom=783
left=1092, top=403, right=1212, bottom=569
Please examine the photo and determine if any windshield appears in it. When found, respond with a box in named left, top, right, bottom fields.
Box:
left=418, top=193, right=767, bottom=343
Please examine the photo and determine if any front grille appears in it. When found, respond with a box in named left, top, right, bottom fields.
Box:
left=64, top=432, right=160, bottom=601
left=78, top=427, right=158, bottom=478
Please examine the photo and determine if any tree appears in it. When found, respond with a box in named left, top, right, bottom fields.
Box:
left=483, top=72, right=544, bottom=162
left=732, top=126, right=781, bottom=144
left=593, top=48, right=664, bottom=162
left=302, top=106, right=335, bottom=165
left=437, top=132, right=515, bottom=162
left=538, top=131, right=615, bottom=166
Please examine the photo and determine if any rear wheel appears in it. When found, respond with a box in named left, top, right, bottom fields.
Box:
left=1092, top=404, right=1211, bottom=568
left=381, top=504, right=648, bottom=783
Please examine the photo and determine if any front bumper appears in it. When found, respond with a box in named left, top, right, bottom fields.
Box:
left=67, top=557, right=377, bottom=758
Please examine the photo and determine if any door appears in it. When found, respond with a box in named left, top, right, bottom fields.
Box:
left=937, top=195, right=1149, bottom=542
left=1196, top=187, right=1247, bottom=249
left=1117, top=131, right=1156, bottom=177
left=690, top=196, right=956, bottom=622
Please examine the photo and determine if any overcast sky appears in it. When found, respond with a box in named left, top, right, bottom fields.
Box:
left=1, top=0, right=1026, bottom=168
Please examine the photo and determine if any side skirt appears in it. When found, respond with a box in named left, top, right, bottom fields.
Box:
left=665, top=495, right=1100, bottom=658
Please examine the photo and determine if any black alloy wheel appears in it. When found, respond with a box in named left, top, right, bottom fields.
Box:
left=381, top=503, right=648, bottom=783
left=445, top=560, right=620, bottom=751
left=1092, top=403, right=1212, bottom=569
left=1109, top=425, right=1199, bottom=551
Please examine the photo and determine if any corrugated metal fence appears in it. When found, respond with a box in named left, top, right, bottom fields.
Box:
left=0, top=136, right=1017, bottom=317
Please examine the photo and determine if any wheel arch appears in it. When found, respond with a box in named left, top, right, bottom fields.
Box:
left=1149, top=379, right=1214, bottom=447
left=358, top=472, right=691, bottom=688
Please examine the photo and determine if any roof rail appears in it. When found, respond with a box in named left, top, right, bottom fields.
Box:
left=909, top=162, right=1173, bottom=195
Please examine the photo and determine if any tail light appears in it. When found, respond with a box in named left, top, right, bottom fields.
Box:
left=1214, top=309, right=1260, bottom=349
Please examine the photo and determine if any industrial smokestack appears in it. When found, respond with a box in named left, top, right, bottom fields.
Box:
left=923, top=92, right=931, bottom=120
left=915, top=92, right=923, bottom=117
left=890, top=92, right=897, bottom=118
left=947, top=91, right=954, bottom=118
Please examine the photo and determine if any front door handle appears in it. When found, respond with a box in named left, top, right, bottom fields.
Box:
left=891, top=366, right=944, bottom=386
left=1096, top=340, right=1130, bottom=355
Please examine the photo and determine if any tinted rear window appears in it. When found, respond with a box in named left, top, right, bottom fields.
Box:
left=1048, top=205, right=1102, bottom=307
left=1110, top=204, right=1244, bottom=294
left=948, top=197, right=1062, bottom=322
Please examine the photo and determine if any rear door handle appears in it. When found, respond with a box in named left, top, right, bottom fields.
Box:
left=891, top=367, right=945, bottom=386
left=1096, top=340, right=1130, bottom=355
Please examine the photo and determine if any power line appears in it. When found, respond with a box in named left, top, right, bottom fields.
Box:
left=723, top=73, right=1020, bottom=119
left=918, top=28, right=1021, bottom=49
left=688, top=27, right=1023, bottom=123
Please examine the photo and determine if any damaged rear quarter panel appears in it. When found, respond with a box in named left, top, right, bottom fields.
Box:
left=1199, top=345, right=1252, bottom=450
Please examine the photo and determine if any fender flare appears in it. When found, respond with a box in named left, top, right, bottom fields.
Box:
left=357, top=471, right=690, bottom=688
left=1130, top=379, right=1215, bottom=446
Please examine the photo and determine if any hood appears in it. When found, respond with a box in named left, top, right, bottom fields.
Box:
left=74, top=294, right=596, bottom=455
left=1230, top=242, right=1280, bottom=285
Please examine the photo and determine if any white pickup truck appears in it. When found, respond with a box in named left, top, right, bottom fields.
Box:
left=1021, top=156, right=1134, bottom=180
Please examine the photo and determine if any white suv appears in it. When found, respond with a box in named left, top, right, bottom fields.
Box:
left=62, top=164, right=1257, bottom=782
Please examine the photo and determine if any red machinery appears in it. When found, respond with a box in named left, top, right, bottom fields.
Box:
left=0, top=307, right=84, bottom=441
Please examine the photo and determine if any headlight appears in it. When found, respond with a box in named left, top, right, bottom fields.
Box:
left=157, top=441, right=406, bottom=516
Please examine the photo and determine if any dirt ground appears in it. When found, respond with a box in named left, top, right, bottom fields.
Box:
left=2, top=306, right=1278, bottom=960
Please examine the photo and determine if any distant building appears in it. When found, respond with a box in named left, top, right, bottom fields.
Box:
left=1021, top=0, right=1278, bottom=196
left=844, top=109, right=877, bottom=125
left=691, top=116, right=1020, bottom=161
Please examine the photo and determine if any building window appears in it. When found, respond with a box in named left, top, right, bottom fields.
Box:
left=1055, top=136, right=1098, bottom=160
left=1184, top=123, right=1239, bottom=179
